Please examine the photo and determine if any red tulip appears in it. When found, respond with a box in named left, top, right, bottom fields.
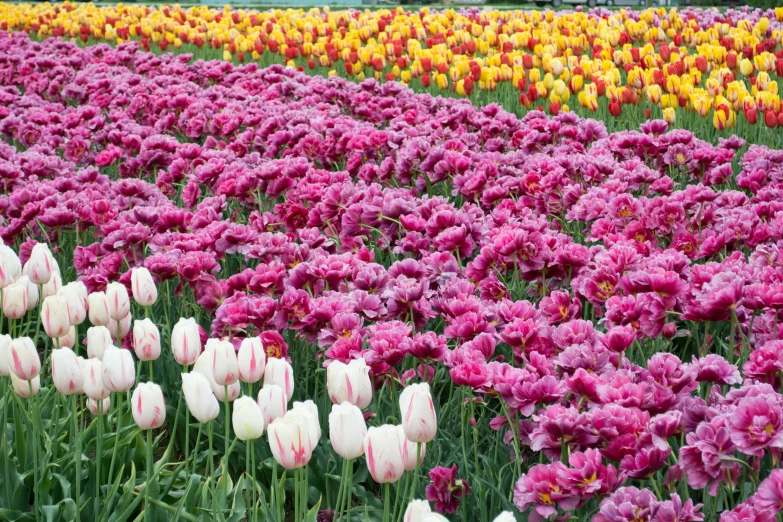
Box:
left=744, top=108, right=759, bottom=125
left=609, top=101, right=622, bottom=117
left=765, top=110, right=777, bottom=128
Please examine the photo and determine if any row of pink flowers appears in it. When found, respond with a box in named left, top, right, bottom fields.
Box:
left=2, top=31, right=783, bottom=520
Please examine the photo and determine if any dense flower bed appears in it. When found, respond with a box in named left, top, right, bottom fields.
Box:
left=2, top=30, right=783, bottom=522
left=2, top=2, right=783, bottom=146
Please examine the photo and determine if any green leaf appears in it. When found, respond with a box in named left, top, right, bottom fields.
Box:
left=304, top=495, right=323, bottom=522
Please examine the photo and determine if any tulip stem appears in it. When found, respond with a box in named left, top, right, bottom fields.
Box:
left=2, top=378, right=10, bottom=505
left=334, top=459, right=347, bottom=520
left=207, top=420, right=214, bottom=480
left=383, top=483, right=390, bottom=522
left=145, top=428, right=152, bottom=522
left=393, top=469, right=410, bottom=522
left=247, top=439, right=255, bottom=522
left=181, top=364, right=189, bottom=477
left=272, top=461, right=281, bottom=522
left=346, top=461, right=353, bottom=522
left=294, top=468, right=300, bottom=522
left=107, top=393, right=123, bottom=493
left=410, top=442, right=422, bottom=502
left=95, top=402, right=103, bottom=515
left=28, top=380, right=40, bottom=522
left=148, top=361, right=153, bottom=382
left=191, top=423, right=202, bottom=477
left=72, top=395, right=81, bottom=522
left=223, top=386, right=230, bottom=505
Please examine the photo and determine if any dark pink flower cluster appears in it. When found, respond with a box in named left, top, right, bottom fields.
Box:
left=3, top=32, right=783, bottom=521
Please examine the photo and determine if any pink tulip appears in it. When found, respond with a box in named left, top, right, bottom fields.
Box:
left=131, top=267, right=157, bottom=307
left=42, top=295, right=70, bottom=339
left=52, top=348, right=84, bottom=395
left=9, top=337, right=40, bottom=381
left=133, top=319, right=161, bottom=361
left=399, top=383, right=437, bottom=443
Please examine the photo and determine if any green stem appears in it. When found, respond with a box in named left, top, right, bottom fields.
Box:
left=223, top=386, right=230, bottom=505
left=95, top=402, right=103, bottom=516
left=191, top=423, right=202, bottom=477
left=148, top=360, right=153, bottom=382
left=346, top=462, right=353, bottom=522
left=29, top=380, right=40, bottom=522
left=294, top=468, right=300, bottom=522
left=208, top=420, right=214, bottom=480
left=145, top=429, right=152, bottom=522
left=182, top=365, right=189, bottom=477
left=383, top=483, right=391, bottom=522
left=106, top=393, right=123, bottom=493
left=410, top=442, right=422, bottom=502
left=2, top=378, right=10, bottom=505
left=72, top=395, right=81, bottom=522
left=334, top=460, right=347, bottom=520
left=394, top=470, right=410, bottom=522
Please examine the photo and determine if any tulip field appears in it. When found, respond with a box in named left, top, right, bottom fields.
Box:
left=3, top=2, right=783, bottom=522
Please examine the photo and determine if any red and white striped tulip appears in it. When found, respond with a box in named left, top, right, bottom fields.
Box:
left=232, top=396, right=266, bottom=440
left=87, top=326, right=113, bottom=360
left=105, top=282, right=130, bottom=321
left=403, top=500, right=432, bottom=522
left=52, top=348, right=84, bottom=395
left=0, top=245, right=21, bottom=288
left=171, top=317, right=200, bottom=366
left=399, top=383, right=437, bottom=443
left=101, top=346, right=135, bottom=393
left=238, top=336, right=265, bottom=384
left=107, top=313, right=131, bottom=342
left=131, top=267, right=157, bottom=307
left=329, top=402, right=367, bottom=460
left=209, top=338, right=239, bottom=386
left=83, top=358, right=110, bottom=401
left=25, top=243, right=54, bottom=285
left=268, top=409, right=315, bottom=470
left=326, top=358, right=373, bottom=409
left=131, top=382, right=166, bottom=430
left=88, top=397, right=111, bottom=415
left=398, top=426, right=426, bottom=471
left=59, top=326, right=77, bottom=350
left=87, top=292, right=111, bottom=326
left=11, top=372, right=39, bottom=397
left=264, top=357, right=294, bottom=402
left=133, top=319, right=161, bottom=361
left=3, top=281, right=27, bottom=319
left=9, top=337, right=40, bottom=381
left=59, top=283, right=87, bottom=325
left=181, top=372, right=220, bottom=424
left=257, top=384, right=288, bottom=425
left=17, top=276, right=38, bottom=311
left=0, top=334, right=10, bottom=377
left=42, top=272, right=62, bottom=299
left=364, top=425, right=405, bottom=484
left=42, top=295, right=71, bottom=339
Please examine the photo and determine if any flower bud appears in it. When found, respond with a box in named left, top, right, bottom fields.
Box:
left=329, top=402, right=367, bottom=460
left=131, top=267, right=157, bottom=307
left=88, top=397, right=111, bottom=415
left=52, top=348, right=84, bottom=395
left=133, top=319, right=161, bottom=361
left=88, top=292, right=111, bottom=326
left=42, top=271, right=62, bottom=299
left=9, top=337, right=40, bottom=380
left=193, top=346, right=239, bottom=402
left=264, top=357, right=294, bottom=402
left=398, top=425, right=426, bottom=471
left=171, top=317, right=201, bottom=366
left=83, top=358, right=110, bottom=401
left=131, top=382, right=166, bottom=430
left=238, top=336, right=266, bottom=384
left=232, top=396, right=266, bottom=440
left=257, top=384, right=288, bottom=425
left=42, top=295, right=71, bottom=339
left=209, top=338, right=239, bottom=386
left=59, top=325, right=77, bottom=349
left=364, top=425, right=405, bottom=484
left=101, top=346, right=135, bottom=392
left=3, top=281, right=27, bottom=319
left=59, top=283, right=87, bottom=325
left=0, top=334, right=12, bottom=377
left=182, top=372, right=220, bottom=424
left=327, top=359, right=373, bottom=409
left=403, top=500, right=431, bottom=522
left=292, top=400, right=321, bottom=443
left=17, top=276, right=38, bottom=311
left=106, top=282, right=130, bottom=321
left=87, top=325, right=113, bottom=360
left=107, top=312, right=132, bottom=342
left=268, top=410, right=315, bottom=470
left=399, top=383, right=437, bottom=443
left=11, top=372, right=39, bottom=397
left=25, top=243, right=54, bottom=285
left=0, top=245, right=21, bottom=288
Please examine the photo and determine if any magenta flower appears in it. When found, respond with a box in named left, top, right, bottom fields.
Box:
left=727, top=394, right=783, bottom=457
left=425, top=464, right=470, bottom=514
left=754, top=469, right=783, bottom=513
left=513, top=463, right=578, bottom=522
